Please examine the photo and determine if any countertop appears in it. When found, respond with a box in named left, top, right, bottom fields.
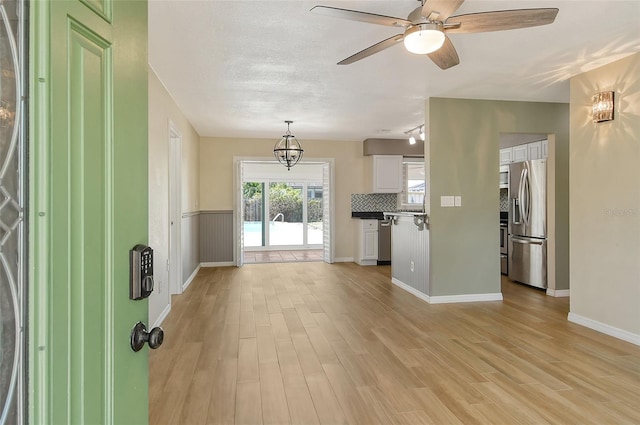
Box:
left=383, top=211, right=426, bottom=216
left=351, top=212, right=385, bottom=219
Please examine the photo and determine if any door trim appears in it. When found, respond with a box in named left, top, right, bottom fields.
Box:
left=233, top=157, right=335, bottom=266
left=168, top=120, right=182, bottom=294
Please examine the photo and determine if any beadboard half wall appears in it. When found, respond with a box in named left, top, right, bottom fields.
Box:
left=200, top=210, right=234, bottom=263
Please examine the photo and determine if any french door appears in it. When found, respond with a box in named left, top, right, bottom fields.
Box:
left=243, top=180, right=323, bottom=249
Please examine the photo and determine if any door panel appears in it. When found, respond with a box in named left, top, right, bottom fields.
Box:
left=31, top=1, right=149, bottom=424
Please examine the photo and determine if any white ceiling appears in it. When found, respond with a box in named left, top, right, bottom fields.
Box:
left=149, top=0, right=640, bottom=141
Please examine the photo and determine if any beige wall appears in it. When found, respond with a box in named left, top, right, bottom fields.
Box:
left=569, top=53, right=640, bottom=339
left=148, top=67, right=201, bottom=325
left=428, top=98, right=569, bottom=297
left=199, top=137, right=365, bottom=259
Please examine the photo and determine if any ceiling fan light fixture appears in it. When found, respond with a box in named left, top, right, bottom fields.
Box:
left=403, top=23, right=445, bottom=55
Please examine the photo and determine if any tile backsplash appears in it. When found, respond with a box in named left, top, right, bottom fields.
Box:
left=351, top=193, right=398, bottom=212
left=500, top=188, right=509, bottom=212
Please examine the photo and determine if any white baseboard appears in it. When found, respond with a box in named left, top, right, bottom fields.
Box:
left=428, top=292, right=503, bottom=304
left=334, top=257, right=354, bottom=263
left=391, top=278, right=503, bottom=304
left=546, top=288, right=570, bottom=297
left=201, top=261, right=235, bottom=267
left=391, top=278, right=431, bottom=303
left=356, top=259, right=377, bottom=266
left=152, top=303, right=171, bottom=329
left=568, top=312, right=640, bottom=346
left=182, top=265, right=201, bottom=292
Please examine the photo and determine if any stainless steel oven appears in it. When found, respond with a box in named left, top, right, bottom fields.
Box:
left=500, top=222, right=508, bottom=274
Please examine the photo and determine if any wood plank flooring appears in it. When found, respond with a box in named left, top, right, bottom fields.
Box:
left=244, top=250, right=323, bottom=264
left=149, top=263, right=640, bottom=424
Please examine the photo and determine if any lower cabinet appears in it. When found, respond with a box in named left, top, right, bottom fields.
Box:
left=355, top=219, right=378, bottom=266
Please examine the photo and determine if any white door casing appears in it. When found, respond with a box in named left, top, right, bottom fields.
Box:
left=168, top=121, right=182, bottom=293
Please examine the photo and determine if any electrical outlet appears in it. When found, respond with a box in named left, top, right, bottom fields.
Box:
left=410, top=261, right=414, bottom=272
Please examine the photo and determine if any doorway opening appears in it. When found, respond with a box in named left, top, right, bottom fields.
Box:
left=234, top=159, right=334, bottom=265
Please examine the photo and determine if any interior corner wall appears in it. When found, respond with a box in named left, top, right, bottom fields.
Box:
left=148, top=66, right=201, bottom=326
left=428, top=98, right=569, bottom=297
left=569, top=52, right=640, bottom=339
left=198, top=137, right=365, bottom=260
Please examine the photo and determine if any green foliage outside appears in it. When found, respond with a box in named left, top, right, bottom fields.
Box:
left=243, top=182, right=322, bottom=223
left=243, top=182, right=262, bottom=198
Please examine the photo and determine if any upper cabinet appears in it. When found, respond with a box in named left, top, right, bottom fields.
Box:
left=512, top=145, right=528, bottom=163
left=499, top=149, right=513, bottom=165
left=500, top=140, right=547, bottom=165
left=371, top=155, right=403, bottom=193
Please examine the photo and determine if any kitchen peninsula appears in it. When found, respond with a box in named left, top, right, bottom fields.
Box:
left=384, top=212, right=430, bottom=300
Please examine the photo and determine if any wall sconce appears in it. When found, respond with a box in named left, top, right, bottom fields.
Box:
left=592, top=91, right=614, bottom=123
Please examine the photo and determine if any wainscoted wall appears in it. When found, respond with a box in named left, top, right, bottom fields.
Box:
left=391, top=216, right=429, bottom=295
left=181, top=212, right=200, bottom=284
left=200, top=210, right=234, bottom=263
left=351, top=193, right=397, bottom=212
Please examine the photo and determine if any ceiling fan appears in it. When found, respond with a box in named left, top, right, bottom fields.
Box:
left=310, top=0, right=558, bottom=69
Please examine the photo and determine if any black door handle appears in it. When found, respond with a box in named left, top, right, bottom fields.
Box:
left=130, top=321, right=164, bottom=352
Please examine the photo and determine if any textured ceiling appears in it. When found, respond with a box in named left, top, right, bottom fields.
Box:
left=149, top=0, right=640, bottom=141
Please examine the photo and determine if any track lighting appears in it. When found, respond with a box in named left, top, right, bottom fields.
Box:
left=405, top=124, right=425, bottom=144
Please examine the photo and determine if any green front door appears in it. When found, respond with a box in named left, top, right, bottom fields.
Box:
left=30, top=1, right=149, bottom=424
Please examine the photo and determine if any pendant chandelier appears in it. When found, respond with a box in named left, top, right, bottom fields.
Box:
left=273, top=120, right=304, bottom=170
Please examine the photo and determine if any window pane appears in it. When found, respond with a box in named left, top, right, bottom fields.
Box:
left=243, top=182, right=264, bottom=247
left=269, top=182, right=303, bottom=246
left=405, top=162, right=425, bottom=205
left=307, top=184, right=323, bottom=245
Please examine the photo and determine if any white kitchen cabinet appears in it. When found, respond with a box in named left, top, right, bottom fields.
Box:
left=501, top=140, right=547, bottom=167
left=371, top=155, right=403, bottom=193
left=355, top=219, right=378, bottom=266
left=541, top=139, right=548, bottom=158
left=512, top=145, right=528, bottom=163
left=499, top=148, right=513, bottom=165
left=527, top=141, right=542, bottom=160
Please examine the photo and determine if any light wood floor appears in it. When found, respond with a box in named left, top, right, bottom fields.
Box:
left=149, top=263, right=640, bottom=425
left=244, top=250, right=323, bottom=264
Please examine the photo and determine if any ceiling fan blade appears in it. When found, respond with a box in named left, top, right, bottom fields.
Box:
left=445, top=8, right=559, bottom=34
left=427, top=35, right=460, bottom=70
left=421, top=0, right=465, bottom=21
left=338, top=34, right=404, bottom=65
left=310, top=6, right=410, bottom=27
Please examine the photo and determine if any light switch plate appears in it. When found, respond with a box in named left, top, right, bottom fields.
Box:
left=440, top=196, right=454, bottom=207
left=454, top=196, right=462, bottom=207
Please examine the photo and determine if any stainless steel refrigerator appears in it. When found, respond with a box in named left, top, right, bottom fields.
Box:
left=508, top=159, right=547, bottom=289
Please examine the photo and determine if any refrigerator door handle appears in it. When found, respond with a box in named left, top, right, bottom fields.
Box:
left=517, top=168, right=526, bottom=226
left=511, top=237, right=544, bottom=245
left=522, top=167, right=530, bottom=226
